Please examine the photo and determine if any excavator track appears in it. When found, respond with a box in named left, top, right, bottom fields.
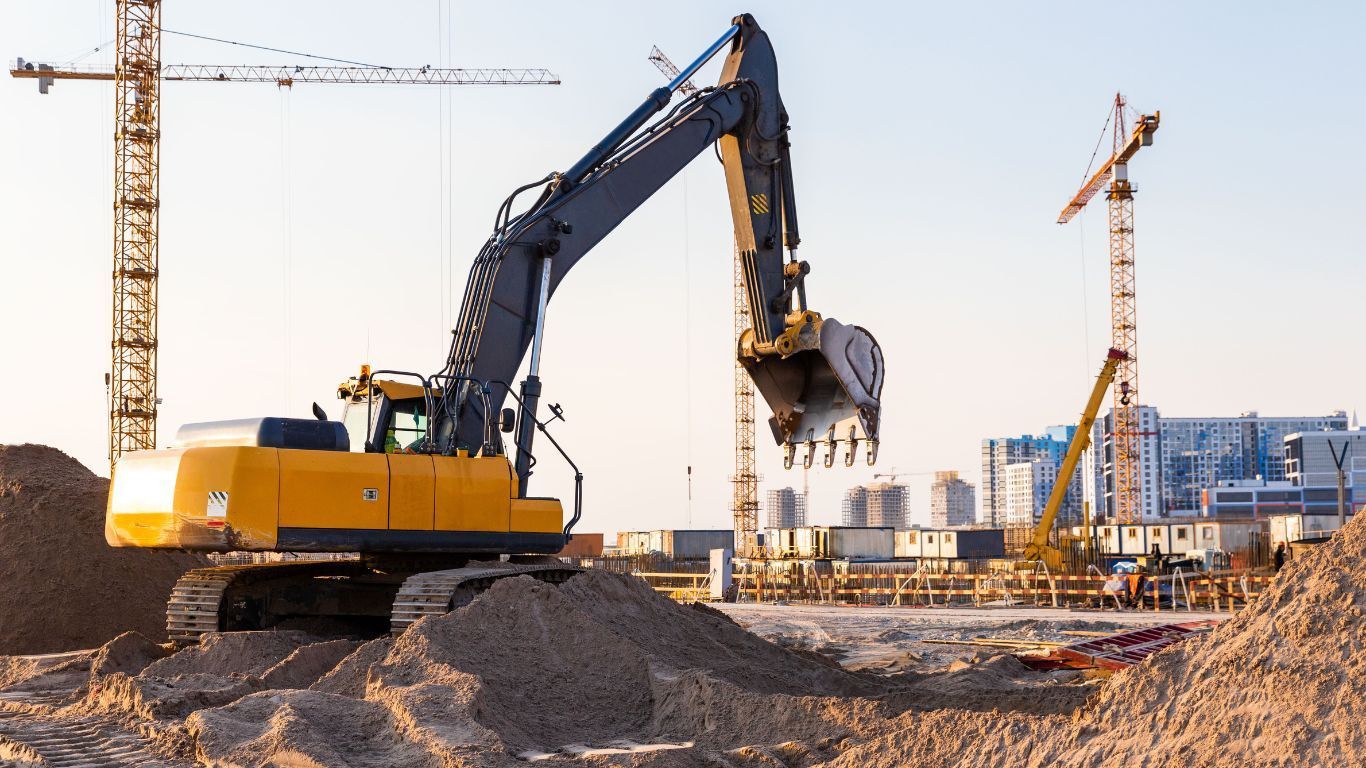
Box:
left=391, top=562, right=582, bottom=635
left=166, top=560, right=372, bottom=645
left=167, top=559, right=582, bottom=644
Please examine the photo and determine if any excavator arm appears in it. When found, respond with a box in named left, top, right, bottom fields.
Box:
left=437, top=14, right=884, bottom=493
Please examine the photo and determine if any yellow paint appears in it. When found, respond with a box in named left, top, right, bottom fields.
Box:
left=107, top=446, right=279, bottom=550
left=108, top=444, right=551, bottom=551
left=279, top=450, right=388, bottom=530
left=435, top=455, right=511, bottom=533
left=511, top=498, right=564, bottom=535
left=388, top=454, right=435, bottom=530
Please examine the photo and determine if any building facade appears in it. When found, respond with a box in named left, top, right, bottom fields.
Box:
left=841, top=486, right=868, bottom=527
left=980, top=426, right=1076, bottom=526
left=842, top=483, right=909, bottom=529
left=765, top=487, right=808, bottom=529
left=867, top=483, right=909, bottom=529
left=929, top=471, right=976, bottom=527
left=1089, top=409, right=1348, bottom=520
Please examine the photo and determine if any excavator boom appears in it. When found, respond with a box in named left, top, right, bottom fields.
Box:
left=439, top=14, right=883, bottom=486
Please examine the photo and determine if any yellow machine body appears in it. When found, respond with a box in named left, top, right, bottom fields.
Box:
left=106, top=446, right=564, bottom=554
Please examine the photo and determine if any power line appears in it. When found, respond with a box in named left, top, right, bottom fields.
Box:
left=162, top=28, right=390, bottom=69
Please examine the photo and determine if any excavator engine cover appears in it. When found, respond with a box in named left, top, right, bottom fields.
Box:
left=741, top=318, right=883, bottom=451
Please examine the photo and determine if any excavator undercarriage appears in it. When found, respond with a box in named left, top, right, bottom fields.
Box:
left=166, top=556, right=581, bottom=645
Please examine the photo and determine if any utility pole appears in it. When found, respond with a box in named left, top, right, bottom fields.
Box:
left=1329, top=439, right=1351, bottom=530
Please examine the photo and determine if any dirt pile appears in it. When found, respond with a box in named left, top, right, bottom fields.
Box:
left=830, top=511, right=1366, bottom=768
left=177, top=573, right=881, bottom=765
left=0, top=444, right=212, bottom=654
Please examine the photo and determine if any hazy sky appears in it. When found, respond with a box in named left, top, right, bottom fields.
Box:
left=3, top=1, right=1362, bottom=536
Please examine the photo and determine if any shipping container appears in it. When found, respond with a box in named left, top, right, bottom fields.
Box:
left=663, top=530, right=734, bottom=559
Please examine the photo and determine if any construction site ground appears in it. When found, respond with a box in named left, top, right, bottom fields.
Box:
left=1, top=446, right=1361, bottom=767
left=717, top=603, right=1227, bottom=673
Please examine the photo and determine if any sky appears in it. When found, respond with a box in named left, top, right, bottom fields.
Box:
left=2, top=1, right=1363, bottom=537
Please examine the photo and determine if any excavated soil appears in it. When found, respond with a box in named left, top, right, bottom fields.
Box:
left=0, top=445, right=1359, bottom=766
left=0, top=444, right=212, bottom=654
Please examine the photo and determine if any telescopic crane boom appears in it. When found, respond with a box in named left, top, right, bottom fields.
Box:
left=1019, top=348, right=1128, bottom=571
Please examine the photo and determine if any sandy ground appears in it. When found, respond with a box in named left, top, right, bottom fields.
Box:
left=717, top=604, right=1227, bottom=672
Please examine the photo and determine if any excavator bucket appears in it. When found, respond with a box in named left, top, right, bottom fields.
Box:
left=740, top=318, right=884, bottom=468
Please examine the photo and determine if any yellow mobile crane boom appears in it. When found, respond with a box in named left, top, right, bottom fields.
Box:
left=1019, top=348, right=1127, bottom=571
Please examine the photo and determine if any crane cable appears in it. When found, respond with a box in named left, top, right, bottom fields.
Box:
left=683, top=167, right=693, bottom=528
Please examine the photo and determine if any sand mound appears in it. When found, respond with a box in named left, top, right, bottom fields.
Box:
left=0, top=444, right=212, bottom=654
left=830, top=512, right=1366, bottom=768
left=173, top=572, right=887, bottom=765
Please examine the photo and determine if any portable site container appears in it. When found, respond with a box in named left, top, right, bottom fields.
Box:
left=1169, top=524, right=1195, bottom=552
left=920, top=529, right=942, bottom=559
left=894, top=529, right=922, bottom=559
left=947, top=528, right=1005, bottom=559
left=663, top=530, right=734, bottom=559
left=1146, top=525, right=1171, bottom=555
left=768, top=527, right=799, bottom=558
left=1268, top=513, right=1347, bottom=546
left=792, top=526, right=894, bottom=559
left=1097, top=525, right=1120, bottom=555
left=1193, top=520, right=1264, bottom=551
left=1118, top=525, right=1148, bottom=555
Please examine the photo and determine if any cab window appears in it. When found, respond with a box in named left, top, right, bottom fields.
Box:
left=385, top=398, right=428, bottom=453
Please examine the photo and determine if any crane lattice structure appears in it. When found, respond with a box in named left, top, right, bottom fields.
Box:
left=649, top=44, right=758, bottom=555
left=1058, top=93, right=1159, bottom=524
left=11, top=0, right=559, bottom=461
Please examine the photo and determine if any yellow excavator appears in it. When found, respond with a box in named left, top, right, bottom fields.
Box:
left=1016, top=348, right=1127, bottom=571
left=105, top=14, right=885, bottom=643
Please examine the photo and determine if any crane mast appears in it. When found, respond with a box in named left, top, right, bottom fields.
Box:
left=11, top=0, right=558, bottom=462
left=1058, top=94, right=1159, bottom=525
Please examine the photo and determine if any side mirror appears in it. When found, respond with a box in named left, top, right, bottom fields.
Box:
left=500, top=407, right=516, bottom=433
left=311, top=402, right=328, bottom=421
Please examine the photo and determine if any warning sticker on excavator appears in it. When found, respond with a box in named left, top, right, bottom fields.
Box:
left=206, top=491, right=228, bottom=517
left=750, top=193, right=769, bottom=214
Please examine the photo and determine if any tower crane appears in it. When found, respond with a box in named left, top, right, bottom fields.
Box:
left=1057, top=94, right=1159, bottom=525
left=10, top=0, right=558, bottom=463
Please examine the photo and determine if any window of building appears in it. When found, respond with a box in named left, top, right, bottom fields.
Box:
left=1176, top=528, right=1189, bottom=541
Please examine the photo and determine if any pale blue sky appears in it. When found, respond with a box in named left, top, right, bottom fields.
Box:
left=2, top=1, right=1362, bottom=535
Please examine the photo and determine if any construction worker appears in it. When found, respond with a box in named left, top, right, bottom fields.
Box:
left=1274, top=543, right=1287, bottom=573
left=1127, top=568, right=1148, bottom=609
